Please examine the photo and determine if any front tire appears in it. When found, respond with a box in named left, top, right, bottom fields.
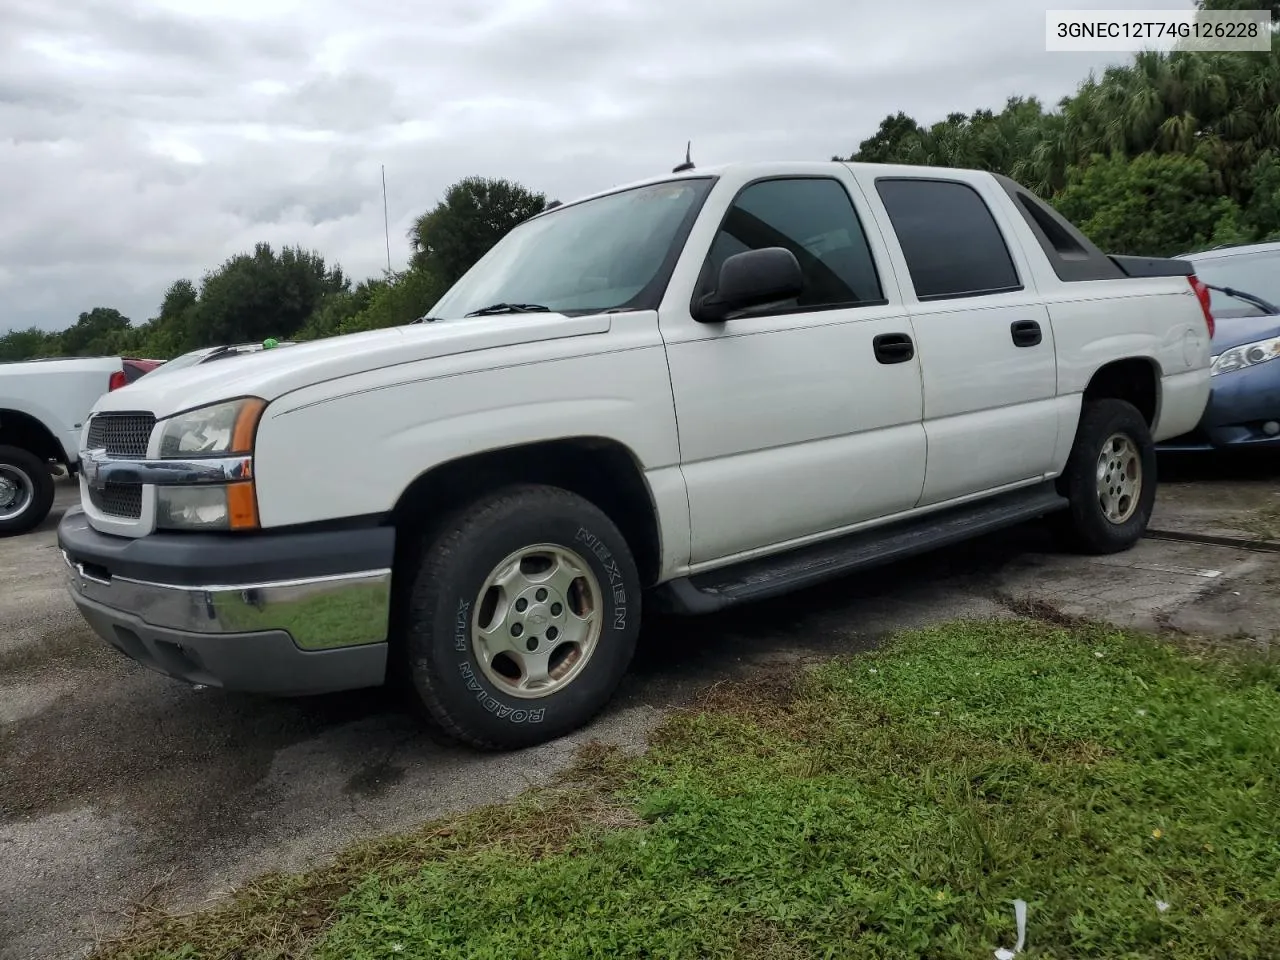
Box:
left=0, top=445, right=55, bottom=537
left=401, top=484, right=642, bottom=750
left=1052, top=399, right=1157, bottom=555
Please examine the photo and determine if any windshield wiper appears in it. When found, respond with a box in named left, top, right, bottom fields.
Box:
left=463, top=302, right=552, bottom=317
left=409, top=315, right=447, bottom=324
left=1203, top=283, right=1280, bottom=316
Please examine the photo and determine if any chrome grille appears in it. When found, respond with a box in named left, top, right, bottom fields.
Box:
left=86, top=413, right=155, bottom=459
left=87, top=482, right=143, bottom=520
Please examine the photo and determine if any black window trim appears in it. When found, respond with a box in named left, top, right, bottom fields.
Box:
left=873, top=175, right=1026, bottom=303
left=689, top=173, right=891, bottom=322
left=990, top=173, right=1125, bottom=283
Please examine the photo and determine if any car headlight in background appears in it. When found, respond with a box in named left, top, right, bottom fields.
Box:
left=155, top=397, right=265, bottom=531
left=1210, top=335, right=1280, bottom=377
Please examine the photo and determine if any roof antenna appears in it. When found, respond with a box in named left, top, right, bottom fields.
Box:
left=672, top=141, right=694, bottom=173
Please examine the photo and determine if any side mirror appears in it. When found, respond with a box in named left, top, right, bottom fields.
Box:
left=693, top=247, right=803, bottom=323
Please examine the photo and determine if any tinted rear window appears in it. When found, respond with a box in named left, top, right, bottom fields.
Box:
left=876, top=179, right=1021, bottom=301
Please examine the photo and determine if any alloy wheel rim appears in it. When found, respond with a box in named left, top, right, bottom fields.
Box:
left=470, top=543, right=603, bottom=700
left=0, top=465, right=34, bottom=522
left=1096, top=433, right=1142, bottom=525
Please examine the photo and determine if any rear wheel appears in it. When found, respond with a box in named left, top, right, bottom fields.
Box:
left=0, top=445, right=55, bottom=537
left=1052, top=399, right=1156, bottom=555
left=400, top=484, right=641, bottom=750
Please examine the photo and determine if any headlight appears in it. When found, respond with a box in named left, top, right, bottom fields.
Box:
left=157, top=486, right=248, bottom=531
left=155, top=398, right=265, bottom=531
left=1210, top=335, right=1280, bottom=377
left=158, top=398, right=266, bottom=458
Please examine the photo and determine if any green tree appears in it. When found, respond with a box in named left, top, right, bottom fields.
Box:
left=847, top=111, right=922, bottom=163
left=0, top=327, right=60, bottom=362
left=341, top=268, right=448, bottom=334
left=842, top=44, right=1280, bottom=252
left=194, top=243, right=348, bottom=348
left=1242, top=156, right=1280, bottom=239
left=59, top=307, right=130, bottom=357
left=296, top=277, right=389, bottom=340
left=409, top=176, right=547, bottom=286
left=1053, top=152, right=1244, bottom=255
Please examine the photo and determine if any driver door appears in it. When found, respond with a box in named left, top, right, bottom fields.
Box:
left=658, top=170, right=928, bottom=566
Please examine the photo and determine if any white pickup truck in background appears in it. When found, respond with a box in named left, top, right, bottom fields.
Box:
left=0, top=356, right=157, bottom=535
left=58, top=160, right=1213, bottom=750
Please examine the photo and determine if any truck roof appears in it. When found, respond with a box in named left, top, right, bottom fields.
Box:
left=531, top=159, right=997, bottom=221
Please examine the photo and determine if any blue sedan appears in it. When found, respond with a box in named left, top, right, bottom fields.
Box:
left=1159, top=241, right=1280, bottom=452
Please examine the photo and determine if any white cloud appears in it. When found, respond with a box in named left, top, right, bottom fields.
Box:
left=0, top=0, right=1195, bottom=332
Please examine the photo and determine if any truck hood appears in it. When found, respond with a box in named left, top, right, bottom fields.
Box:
left=1211, top=313, right=1280, bottom=352
left=92, top=313, right=610, bottom=419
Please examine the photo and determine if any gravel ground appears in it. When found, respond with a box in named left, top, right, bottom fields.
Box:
left=3, top=460, right=1278, bottom=959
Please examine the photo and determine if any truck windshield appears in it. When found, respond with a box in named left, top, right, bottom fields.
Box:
left=428, top=177, right=714, bottom=319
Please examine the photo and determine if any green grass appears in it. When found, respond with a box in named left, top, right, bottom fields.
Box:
left=98, top=618, right=1280, bottom=960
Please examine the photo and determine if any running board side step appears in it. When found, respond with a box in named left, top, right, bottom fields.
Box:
left=650, top=482, right=1068, bottom=616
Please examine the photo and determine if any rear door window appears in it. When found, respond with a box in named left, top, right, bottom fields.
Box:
left=875, top=179, right=1021, bottom=301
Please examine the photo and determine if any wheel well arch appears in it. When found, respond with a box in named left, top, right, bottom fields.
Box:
left=1082, top=358, right=1160, bottom=427
left=0, top=408, right=65, bottom=463
left=390, top=436, right=664, bottom=587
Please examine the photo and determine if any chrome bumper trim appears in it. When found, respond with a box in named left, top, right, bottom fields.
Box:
left=63, top=552, right=391, bottom=651
left=80, top=448, right=252, bottom=487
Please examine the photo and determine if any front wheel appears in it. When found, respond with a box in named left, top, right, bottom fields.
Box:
left=1052, top=398, right=1157, bottom=555
left=400, top=484, right=642, bottom=750
left=0, top=445, right=56, bottom=537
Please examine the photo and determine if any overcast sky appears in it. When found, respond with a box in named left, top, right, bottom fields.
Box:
left=1, top=0, right=1195, bottom=333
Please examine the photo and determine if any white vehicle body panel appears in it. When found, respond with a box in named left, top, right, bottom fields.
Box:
left=847, top=167, right=1062, bottom=506
left=76, top=160, right=1212, bottom=588
left=655, top=162, right=927, bottom=564
left=252, top=312, right=689, bottom=570
left=0, top=357, right=125, bottom=464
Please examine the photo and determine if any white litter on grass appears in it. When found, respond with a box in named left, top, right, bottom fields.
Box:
left=1156, top=900, right=1170, bottom=913
left=1094, top=651, right=1105, bottom=658
left=1136, top=709, right=1148, bottom=716
left=993, top=899, right=1027, bottom=959
left=868, top=668, right=878, bottom=674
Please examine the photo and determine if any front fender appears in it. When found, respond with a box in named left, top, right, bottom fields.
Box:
left=251, top=341, right=682, bottom=530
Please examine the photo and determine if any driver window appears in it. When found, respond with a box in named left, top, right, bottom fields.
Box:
left=699, top=177, right=885, bottom=312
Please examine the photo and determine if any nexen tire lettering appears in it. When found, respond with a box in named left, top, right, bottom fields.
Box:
left=574, top=526, right=628, bottom=630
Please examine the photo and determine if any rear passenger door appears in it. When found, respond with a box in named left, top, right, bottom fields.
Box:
left=658, top=170, right=927, bottom=566
left=855, top=172, right=1060, bottom=506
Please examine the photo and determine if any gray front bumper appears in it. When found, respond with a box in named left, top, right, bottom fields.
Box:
left=69, top=590, right=388, bottom=695
left=59, top=509, right=393, bottom=695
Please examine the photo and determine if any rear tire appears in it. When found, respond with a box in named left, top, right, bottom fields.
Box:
left=1051, top=399, right=1156, bottom=555
left=0, top=445, right=55, bottom=537
left=400, top=484, right=641, bottom=750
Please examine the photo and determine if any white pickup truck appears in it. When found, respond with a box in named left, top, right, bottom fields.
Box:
left=58, top=160, right=1213, bottom=750
left=0, top=356, right=157, bottom=535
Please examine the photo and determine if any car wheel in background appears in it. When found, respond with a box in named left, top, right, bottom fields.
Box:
left=0, top=445, right=56, bottom=537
